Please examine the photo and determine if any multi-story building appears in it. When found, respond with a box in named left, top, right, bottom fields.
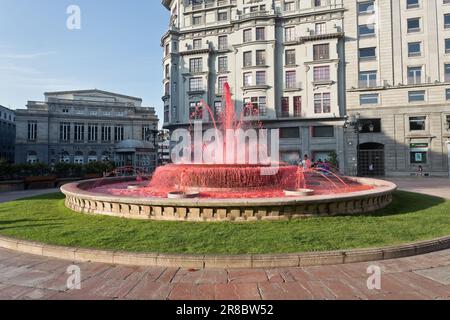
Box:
left=0, top=105, right=16, bottom=163
left=161, top=0, right=348, bottom=168
left=15, top=90, right=159, bottom=171
left=344, top=0, right=450, bottom=177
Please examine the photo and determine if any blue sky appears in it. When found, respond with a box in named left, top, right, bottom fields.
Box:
left=0, top=0, right=169, bottom=118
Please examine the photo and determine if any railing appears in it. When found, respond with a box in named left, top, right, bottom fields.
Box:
left=284, top=82, right=303, bottom=90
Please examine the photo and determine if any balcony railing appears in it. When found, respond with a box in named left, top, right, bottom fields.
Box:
left=284, top=82, right=303, bottom=90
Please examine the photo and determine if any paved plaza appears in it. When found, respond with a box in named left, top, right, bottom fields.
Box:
left=0, top=177, right=449, bottom=300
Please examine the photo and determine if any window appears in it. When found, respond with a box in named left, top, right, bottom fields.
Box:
left=407, top=0, right=419, bottom=9
left=446, top=88, right=450, bottom=100
left=27, top=121, right=37, bottom=141
left=60, top=122, right=71, bottom=141
left=218, top=56, right=227, bottom=72
left=243, top=29, right=252, bottom=42
left=101, top=124, right=112, bottom=141
left=285, top=27, right=295, bottom=42
left=358, top=24, right=376, bottom=36
left=407, top=18, right=421, bottom=32
left=189, top=77, right=203, bottom=91
left=314, top=93, right=331, bottom=113
left=445, top=14, right=450, bottom=28
left=62, top=108, right=69, bottom=114
left=88, top=124, right=98, bottom=142
left=243, top=51, right=252, bottom=67
left=164, top=106, right=169, bottom=123
left=256, top=50, right=266, bottom=66
left=165, top=64, right=170, bottom=78
left=358, top=1, right=375, bottom=14
left=193, top=39, right=202, bottom=49
left=142, top=125, right=151, bottom=141
left=445, top=64, right=450, bottom=82
left=410, top=116, right=426, bottom=131
left=293, top=96, right=302, bottom=117
left=256, top=71, right=266, bottom=85
left=218, top=11, right=227, bottom=21
left=256, top=27, right=265, bottom=41
left=313, top=66, right=330, bottom=81
left=214, top=101, right=222, bottom=118
left=359, top=71, right=377, bottom=88
left=359, top=47, right=376, bottom=59
left=408, top=66, right=422, bottom=84
left=218, top=76, right=227, bottom=93
left=192, top=15, right=202, bottom=25
left=359, top=119, right=382, bottom=133
left=284, top=1, right=295, bottom=12
left=281, top=97, right=290, bottom=117
left=285, top=71, right=297, bottom=89
left=408, top=90, right=425, bottom=102
left=360, top=93, right=379, bottom=105
left=74, top=123, right=84, bottom=142
left=243, top=72, right=253, bottom=86
left=285, top=49, right=296, bottom=65
left=408, top=42, right=422, bottom=56
left=446, top=39, right=450, bottom=53
left=114, top=125, right=124, bottom=142
left=314, top=0, right=323, bottom=7
left=189, top=58, right=202, bottom=73
left=315, top=23, right=326, bottom=35
left=165, top=43, right=170, bottom=56
left=280, top=127, right=300, bottom=139
left=243, top=97, right=267, bottom=117
left=218, top=36, right=228, bottom=50
left=313, top=44, right=329, bottom=60
left=312, top=126, right=334, bottom=138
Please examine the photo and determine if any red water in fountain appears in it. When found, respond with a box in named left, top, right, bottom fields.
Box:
left=89, top=82, right=373, bottom=199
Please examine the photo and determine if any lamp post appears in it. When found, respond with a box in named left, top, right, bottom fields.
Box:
left=344, top=113, right=362, bottom=176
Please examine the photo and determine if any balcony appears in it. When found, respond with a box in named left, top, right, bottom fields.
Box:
left=283, top=82, right=303, bottom=91
left=236, top=10, right=272, bottom=21
left=184, top=0, right=236, bottom=12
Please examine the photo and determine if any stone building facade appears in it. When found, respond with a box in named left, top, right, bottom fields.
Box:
left=161, top=0, right=348, bottom=168
left=344, top=0, right=450, bottom=177
left=15, top=90, right=159, bottom=171
left=0, top=105, right=16, bottom=163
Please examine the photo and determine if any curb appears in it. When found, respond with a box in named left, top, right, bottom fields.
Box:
left=1, top=234, right=450, bottom=269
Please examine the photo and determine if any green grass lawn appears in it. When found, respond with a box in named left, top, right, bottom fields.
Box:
left=0, top=191, right=449, bottom=254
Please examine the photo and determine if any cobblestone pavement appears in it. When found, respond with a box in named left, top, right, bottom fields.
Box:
left=0, top=178, right=449, bottom=300
left=0, top=248, right=449, bottom=300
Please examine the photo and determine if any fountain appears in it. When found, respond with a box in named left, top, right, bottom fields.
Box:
left=61, top=83, right=397, bottom=222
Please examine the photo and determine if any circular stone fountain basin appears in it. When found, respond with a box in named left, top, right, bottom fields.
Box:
left=284, top=189, right=315, bottom=197
left=61, top=177, right=397, bottom=222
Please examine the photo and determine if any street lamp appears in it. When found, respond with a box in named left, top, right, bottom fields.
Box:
left=344, top=113, right=362, bottom=176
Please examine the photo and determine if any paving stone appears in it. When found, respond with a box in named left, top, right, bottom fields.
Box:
left=177, top=269, right=228, bottom=284
left=156, top=268, right=180, bottom=283
left=214, top=283, right=261, bottom=300
left=300, top=281, right=336, bottom=300
left=258, top=282, right=313, bottom=300
left=265, top=270, right=285, bottom=283
left=125, top=281, right=173, bottom=300
left=321, top=280, right=367, bottom=300
left=0, top=285, right=37, bottom=299
left=414, top=266, right=450, bottom=285
left=17, top=288, right=59, bottom=300
left=228, top=269, right=268, bottom=283
left=169, top=284, right=215, bottom=300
